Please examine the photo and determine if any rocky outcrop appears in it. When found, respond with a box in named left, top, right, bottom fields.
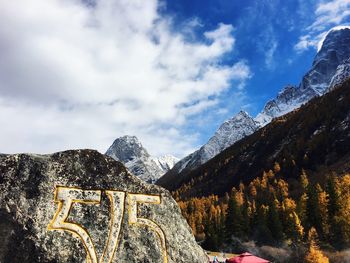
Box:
left=328, top=58, right=350, bottom=90
left=106, top=136, right=178, bottom=183
left=0, top=149, right=207, bottom=262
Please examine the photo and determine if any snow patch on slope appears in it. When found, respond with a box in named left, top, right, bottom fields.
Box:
left=169, top=111, right=259, bottom=174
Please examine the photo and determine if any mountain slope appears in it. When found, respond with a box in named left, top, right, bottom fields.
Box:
left=329, top=58, right=350, bottom=90
left=168, top=111, right=259, bottom=176
left=166, top=27, right=350, bottom=177
left=160, top=27, right=350, bottom=181
left=105, top=135, right=178, bottom=183
left=256, top=27, right=350, bottom=126
left=157, top=78, right=350, bottom=198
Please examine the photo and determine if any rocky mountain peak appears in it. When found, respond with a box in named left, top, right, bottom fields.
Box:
left=106, top=135, right=177, bottom=183
left=106, top=135, right=150, bottom=162
left=328, top=58, right=350, bottom=90
left=232, top=110, right=251, bottom=121
left=163, top=110, right=259, bottom=176
left=215, top=110, right=258, bottom=139
left=317, top=26, right=350, bottom=54
left=255, top=85, right=299, bottom=126
left=159, top=26, right=350, bottom=182
left=256, top=27, right=350, bottom=127
left=153, top=154, right=179, bottom=171
left=301, top=27, right=350, bottom=95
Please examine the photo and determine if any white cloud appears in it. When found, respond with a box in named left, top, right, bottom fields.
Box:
left=310, top=0, right=350, bottom=31
left=265, top=40, right=278, bottom=70
left=316, top=25, right=350, bottom=50
left=295, top=0, right=350, bottom=52
left=294, top=32, right=327, bottom=52
left=0, top=0, right=250, bottom=157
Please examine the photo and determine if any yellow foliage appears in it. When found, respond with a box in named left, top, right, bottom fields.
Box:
left=305, top=228, right=329, bottom=263
left=273, top=162, right=281, bottom=173
left=304, top=245, right=329, bottom=263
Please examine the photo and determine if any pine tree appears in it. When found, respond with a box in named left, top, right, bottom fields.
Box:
left=334, top=175, right=350, bottom=248
left=297, top=170, right=309, bottom=229
left=304, top=228, right=329, bottom=263
left=316, top=184, right=329, bottom=237
left=254, top=204, right=273, bottom=244
left=300, top=169, right=309, bottom=190
left=241, top=196, right=251, bottom=239
left=287, top=211, right=304, bottom=242
left=326, top=174, right=342, bottom=247
left=273, top=162, right=281, bottom=174
left=267, top=199, right=284, bottom=244
left=282, top=198, right=304, bottom=242
left=203, top=215, right=218, bottom=250
left=225, top=192, right=243, bottom=241
left=203, top=205, right=219, bottom=250
left=306, top=183, right=323, bottom=236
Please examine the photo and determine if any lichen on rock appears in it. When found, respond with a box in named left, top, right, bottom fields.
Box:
left=0, top=149, right=207, bottom=263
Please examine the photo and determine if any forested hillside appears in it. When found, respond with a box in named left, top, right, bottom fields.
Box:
left=178, top=170, right=350, bottom=262
left=158, top=79, right=350, bottom=200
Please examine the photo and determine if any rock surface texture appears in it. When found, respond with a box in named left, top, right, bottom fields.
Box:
left=0, top=149, right=206, bottom=263
left=106, top=136, right=178, bottom=183
left=328, top=58, right=350, bottom=90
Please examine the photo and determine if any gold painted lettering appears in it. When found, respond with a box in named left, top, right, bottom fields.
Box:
left=48, top=187, right=167, bottom=263
left=128, top=194, right=168, bottom=263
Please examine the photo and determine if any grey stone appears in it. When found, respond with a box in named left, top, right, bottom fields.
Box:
left=0, top=149, right=207, bottom=263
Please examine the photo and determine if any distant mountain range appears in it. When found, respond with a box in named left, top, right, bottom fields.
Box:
left=158, top=77, right=350, bottom=198
left=158, top=26, right=350, bottom=183
left=105, top=135, right=178, bottom=183
left=106, top=27, right=350, bottom=185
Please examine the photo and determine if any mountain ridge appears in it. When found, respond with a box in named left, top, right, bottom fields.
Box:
left=159, top=26, right=350, bottom=182
left=105, top=135, right=178, bottom=183
left=157, top=77, right=350, bottom=198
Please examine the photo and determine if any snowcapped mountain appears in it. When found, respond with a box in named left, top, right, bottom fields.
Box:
left=153, top=155, right=179, bottom=171
left=169, top=111, right=259, bottom=174
left=158, top=26, right=350, bottom=180
left=255, top=85, right=300, bottom=125
left=328, top=58, right=350, bottom=91
left=105, top=135, right=178, bottom=183
left=256, top=27, right=350, bottom=126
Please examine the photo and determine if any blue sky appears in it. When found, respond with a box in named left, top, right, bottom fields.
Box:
left=162, top=0, right=336, bottom=140
left=0, top=0, right=349, bottom=157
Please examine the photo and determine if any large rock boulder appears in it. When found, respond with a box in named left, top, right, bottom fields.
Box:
left=0, top=149, right=207, bottom=263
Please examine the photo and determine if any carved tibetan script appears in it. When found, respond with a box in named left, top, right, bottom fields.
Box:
left=48, top=186, right=168, bottom=263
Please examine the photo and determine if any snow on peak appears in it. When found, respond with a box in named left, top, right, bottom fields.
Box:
left=162, top=28, right=350, bottom=181
left=328, top=58, right=350, bottom=90
left=169, top=110, right=259, bottom=174
left=153, top=155, right=179, bottom=171
left=256, top=27, right=350, bottom=127
left=105, top=135, right=177, bottom=183
left=317, top=25, right=350, bottom=52
left=207, top=111, right=258, bottom=154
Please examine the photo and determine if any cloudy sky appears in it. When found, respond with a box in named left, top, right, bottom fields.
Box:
left=0, top=0, right=350, bottom=158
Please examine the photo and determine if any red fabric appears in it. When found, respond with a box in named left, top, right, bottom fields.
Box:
left=226, top=252, right=270, bottom=263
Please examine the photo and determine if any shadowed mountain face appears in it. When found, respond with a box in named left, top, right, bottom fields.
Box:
left=157, top=79, right=350, bottom=199
left=0, top=149, right=207, bottom=262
